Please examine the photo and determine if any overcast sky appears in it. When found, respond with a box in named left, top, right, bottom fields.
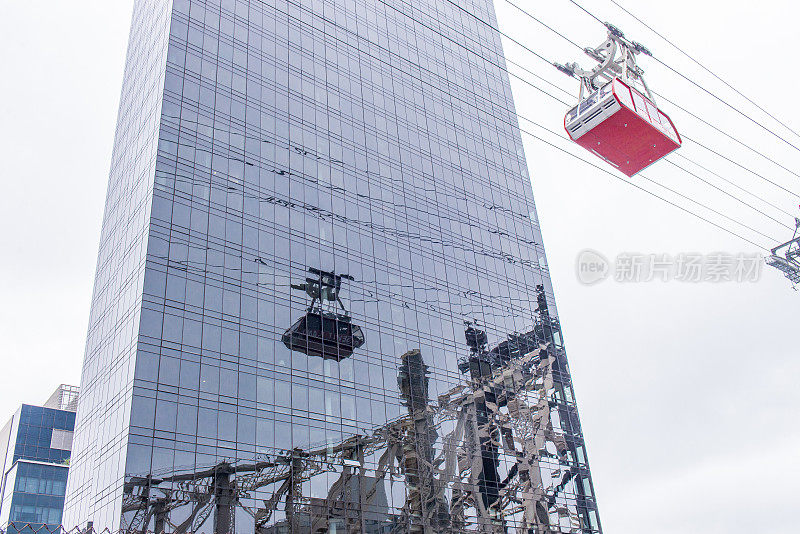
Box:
left=1, top=1, right=798, bottom=533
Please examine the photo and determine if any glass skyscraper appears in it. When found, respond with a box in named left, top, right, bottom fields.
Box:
left=64, top=0, right=602, bottom=532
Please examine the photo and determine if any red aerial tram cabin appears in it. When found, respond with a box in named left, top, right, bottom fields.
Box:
left=564, top=77, right=681, bottom=177
left=558, top=23, right=681, bottom=176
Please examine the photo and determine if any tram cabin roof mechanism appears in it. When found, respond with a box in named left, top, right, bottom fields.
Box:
left=557, top=24, right=681, bottom=177
left=282, top=267, right=365, bottom=361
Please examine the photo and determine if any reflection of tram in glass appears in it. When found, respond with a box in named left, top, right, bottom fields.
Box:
left=282, top=267, right=365, bottom=360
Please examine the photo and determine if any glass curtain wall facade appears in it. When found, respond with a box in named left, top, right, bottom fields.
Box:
left=0, top=390, right=78, bottom=532
left=65, top=0, right=602, bottom=532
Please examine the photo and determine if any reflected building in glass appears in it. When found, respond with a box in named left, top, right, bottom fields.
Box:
left=63, top=0, right=602, bottom=532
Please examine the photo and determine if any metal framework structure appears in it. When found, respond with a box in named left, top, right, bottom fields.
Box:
left=43, top=384, right=80, bottom=412
left=766, top=216, right=800, bottom=289
left=556, top=22, right=654, bottom=104
left=114, top=317, right=594, bottom=533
